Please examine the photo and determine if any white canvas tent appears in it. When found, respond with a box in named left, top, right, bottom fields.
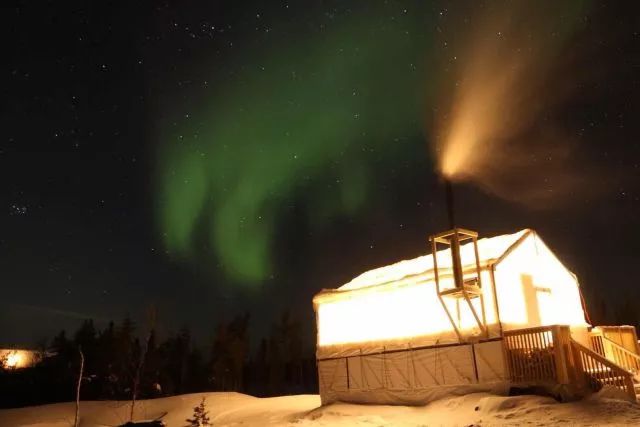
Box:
left=313, top=229, right=590, bottom=405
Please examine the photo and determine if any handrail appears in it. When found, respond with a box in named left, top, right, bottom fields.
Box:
left=570, top=339, right=636, bottom=401
left=504, top=325, right=555, bottom=336
left=591, top=332, right=640, bottom=374
left=572, top=339, right=633, bottom=374
left=590, top=334, right=605, bottom=356
left=596, top=325, right=640, bottom=355
left=600, top=335, right=640, bottom=374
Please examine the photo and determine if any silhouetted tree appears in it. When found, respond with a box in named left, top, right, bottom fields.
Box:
left=159, top=327, right=191, bottom=395
left=209, top=314, right=249, bottom=391
left=141, top=329, right=163, bottom=397
left=96, top=321, right=117, bottom=398
left=185, top=347, right=207, bottom=392
left=74, top=320, right=98, bottom=398
left=47, top=330, right=75, bottom=401
left=0, top=309, right=320, bottom=407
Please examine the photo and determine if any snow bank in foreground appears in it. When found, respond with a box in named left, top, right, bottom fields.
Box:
left=1, top=390, right=640, bottom=426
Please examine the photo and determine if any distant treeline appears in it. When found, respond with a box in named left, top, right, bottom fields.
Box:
left=0, top=312, right=317, bottom=408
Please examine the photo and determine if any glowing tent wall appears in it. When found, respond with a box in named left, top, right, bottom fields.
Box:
left=313, top=229, right=589, bottom=405
left=493, top=232, right=586, bottom=331
left=314, top=268, right=499, bottom=359
left=314, top=230, right=588, bottom=360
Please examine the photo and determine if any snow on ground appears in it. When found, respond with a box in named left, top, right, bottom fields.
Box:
left=1, top=389, right=640, bottom=426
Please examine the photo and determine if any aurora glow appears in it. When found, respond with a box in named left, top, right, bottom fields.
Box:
left=157, top=5, right=436, bottom=284
left=155, top=1, right=593, bottom=285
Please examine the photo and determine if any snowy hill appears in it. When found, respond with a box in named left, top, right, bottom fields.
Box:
left=1, top=390, right=640, bottom=426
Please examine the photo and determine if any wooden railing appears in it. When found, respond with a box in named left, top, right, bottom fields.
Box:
left=596, top=326, right=640, bottom=355
left=503, top=325, right=564, bottom=383
left=590, top=334, right=640, bottom=375
left=590, top=334, right=606, bottom=358
left=504, top=325, right=637, bottom=402
left=570, top=339, right=636, bottom=401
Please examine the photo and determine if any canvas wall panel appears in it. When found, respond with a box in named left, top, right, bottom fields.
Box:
left=318, top=358, right=348, bottom=393
left=439, top=345, right=476, bottom=384
left=346, top=356, right=363, bottom=389
left=361, top=354, right=385, bottom=390
left=412, top=345, right=475, bottom=387
left=346, top=354, right=386, bottom=391
left=474, top=340, right=507, bottom=383
left=410, top=348, right=440, bottom=388
left=319, top=342, right=510, bottom=405
left=383, top=351, right=412, bottom=390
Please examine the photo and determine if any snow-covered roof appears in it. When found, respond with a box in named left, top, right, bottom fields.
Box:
left=337, top=229, right=531, bottom=291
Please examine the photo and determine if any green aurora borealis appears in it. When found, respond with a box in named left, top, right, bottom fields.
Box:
left=155, top=1, right=589, bottom=285
left=157, top=5, right=437, bottom=283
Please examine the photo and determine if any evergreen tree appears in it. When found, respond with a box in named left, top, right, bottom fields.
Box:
left=209, top=314, right=249, bottom=391
left=115, top=315, right=136, bottom=397
left=74, top=320, right=97, bottom=350
left=74, top=320, right=98, bottom=398
left=185, top=347, right=207, bottom=391
left=159, top=327, right=191, bottom=395
left=141, top=329, right=162, bottom=397
left=46, top=330, right=76, bottom=401
left=185, top=397, right=211, bottom=426
left=209, top=322, right=231, bottom=391
left=96, top=321, right=117, bottom=398
left=267, top=325, right=284, bottom=394
left=251, top=338, right=269, bottom=395
left=227, top=313, right=249, bottom=391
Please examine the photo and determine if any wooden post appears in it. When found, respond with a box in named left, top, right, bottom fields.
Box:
left=432, top=237, right=463, bottom=343
left=471, top=344, right=480, bottom=383
left=490, top=267, right=504, bottom=337
left=623, top=373, right=636, bottom=402
left=630, top=326, right=640, bottom=355
left=569, top=340, right=588, bottom=392
left=551, top=326, right=570, bottom=384
left=501, top=337, right=513, bottom=381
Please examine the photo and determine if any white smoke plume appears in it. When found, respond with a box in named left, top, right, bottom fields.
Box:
left=431, top=1, right=601, bottom=207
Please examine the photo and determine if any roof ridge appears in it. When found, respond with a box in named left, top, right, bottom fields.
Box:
left=336, top=228, right=531, bottom=292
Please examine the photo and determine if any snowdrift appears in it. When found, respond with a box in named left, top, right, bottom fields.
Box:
left=1, top=390, right=640, bottom=426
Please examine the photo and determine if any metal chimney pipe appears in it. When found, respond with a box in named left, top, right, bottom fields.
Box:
left=444, top=179, right=464, bottom=288
left=445, top=179, right=455, bottom=229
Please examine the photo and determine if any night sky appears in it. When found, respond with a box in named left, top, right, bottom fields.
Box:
left=2, top=1, right=639, bottom=348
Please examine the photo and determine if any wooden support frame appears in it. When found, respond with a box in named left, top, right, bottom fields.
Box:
left=432, top=237, right=463, bottom=342
left=430, top=228, right=489, bottom=343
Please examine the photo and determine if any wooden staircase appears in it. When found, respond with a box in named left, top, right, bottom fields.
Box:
left=588, top=332, right=640, bottom=401
left=571, top=339, right=635, bottom=400
left=503, top=325, right=640, bottom=402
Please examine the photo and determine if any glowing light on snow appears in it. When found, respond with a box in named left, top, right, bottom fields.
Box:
left=4, top=351, right=23, bottom=369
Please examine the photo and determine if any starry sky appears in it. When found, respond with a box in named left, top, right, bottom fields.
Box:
left=1, top=0, right=639, bottom=347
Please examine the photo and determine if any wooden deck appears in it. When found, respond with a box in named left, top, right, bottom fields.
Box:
left=503, top=325, right=640, bottom=402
